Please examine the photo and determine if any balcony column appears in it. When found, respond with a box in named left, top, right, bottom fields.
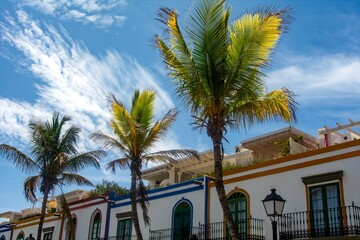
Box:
left=177, top=171, right=183, bottom=183
left=168, top=167, right=177, bottom=184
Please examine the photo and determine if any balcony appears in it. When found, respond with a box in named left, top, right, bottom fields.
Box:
left=149, top=217, right=264, bottom=240
left=279, top=203, right=360, bottom=239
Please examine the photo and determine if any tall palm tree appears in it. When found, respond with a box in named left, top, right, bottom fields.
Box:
left=0, top=112, right=105, bottom=240
left=155, top=0, right=296, bottom=239
left=91, top=90, right=198, bottom=240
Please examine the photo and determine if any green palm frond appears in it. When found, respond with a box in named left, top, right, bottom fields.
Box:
left=90, top=131, right=128, bottom=154
left=231, top=88, right=297, bottom=129
left=61, top=173, right=94, bottom=187
left=24, top=175, right=40, bottom=202
left=141, top=108, right=178, bottom=150
left=106, top=157, right=129, bottom=173
left=131, top=90, right=155, bottom=129
left=145, top=149, right=199, bottom=165
left=63, top=150, right=104, bottom=172
left=0, top=144, right=40, bottom=173
left=58, top=125, right=80, bottom=155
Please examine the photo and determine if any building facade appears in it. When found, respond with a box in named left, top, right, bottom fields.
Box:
left=1, top=121, right=359, bottom=240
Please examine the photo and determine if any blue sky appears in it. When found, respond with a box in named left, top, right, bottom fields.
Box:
left=0, top=0, right=359, bottom=218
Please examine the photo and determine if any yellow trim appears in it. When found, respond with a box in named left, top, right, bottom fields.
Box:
left=13, top=212, right=58, bottom=225
left=223, top=139, right=360, bottom=177
left=210, top=150, right=360, bottom=187
left=14, top=217, right=59, bottom=229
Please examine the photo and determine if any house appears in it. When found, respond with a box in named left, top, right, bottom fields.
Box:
left=1, top=120, right=359, bottom=240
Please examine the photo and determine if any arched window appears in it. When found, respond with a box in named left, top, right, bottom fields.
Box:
left=0, top=234, right=6, bottom=240
left=16, top=232, right=24, bottom=240
left=66, top=215, right=77, bottom=240
left=89, top=211, right=101, bottom=240
left=227, top=192, right=248, bottom=239
left=172, top=200, right=192, bottom=240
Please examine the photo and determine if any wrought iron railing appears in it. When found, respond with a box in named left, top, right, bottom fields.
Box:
left=100, top=236, right=137, bottom=240
left=149, top=218, right=264, bottom=240
left=149, top=226, right=204, bottom=240
left=279, top=203, right=360, bottom=239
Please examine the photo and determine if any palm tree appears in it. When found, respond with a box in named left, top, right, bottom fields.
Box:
left=155, top=1, right=296, bottom=239
left=91, top=90, right=198, bottom=240
left=0, top=112, right=105, bottom=240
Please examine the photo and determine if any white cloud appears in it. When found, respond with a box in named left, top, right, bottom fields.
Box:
left=17, top=0, right=127, bottom=28
left=0, top=10, right=176, bottom=155
left=268, top=54, right=360, bottom=101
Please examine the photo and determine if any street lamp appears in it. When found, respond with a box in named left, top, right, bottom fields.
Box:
left=262, top=189, right=286, bottom=240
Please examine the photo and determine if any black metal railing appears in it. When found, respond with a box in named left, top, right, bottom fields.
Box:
left=279, top=203, right=360, bottom=239
left=100, top=236, right=137, bottom=240
left=149, top=218, right=264, bottom=240
left=149, top=226, right=204, bottom=240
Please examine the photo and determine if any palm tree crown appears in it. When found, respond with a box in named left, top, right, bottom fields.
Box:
left=155, top=0, right=296, bottom=239
left=91, top=90, right=198, bottom=240
left=0, top=112, right=105, bottom=240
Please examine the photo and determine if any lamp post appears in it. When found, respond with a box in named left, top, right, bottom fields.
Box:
left=262, top=189, right=286, bottom=240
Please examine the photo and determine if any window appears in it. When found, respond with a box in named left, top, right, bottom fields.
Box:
left=173, top=201, right=192, bottom=240
left=1, top=235, right=6, bottom=240
left=43, top=232, right=52, bottom=240
left=302, top=171, right=344, bottom=237
left=309, top=182, right=343, bottom=237
left=42, top=227, right=54, bottom=240
left=117, top=218, right=132, bottom=240
left=227, top=192, right=248, bottom=239
left=89, top=212, right=101, bottom=240
left=16, top=232, right=24, bottom=240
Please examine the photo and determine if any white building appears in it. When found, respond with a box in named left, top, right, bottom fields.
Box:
left=1, top=121, right=359, bottom=240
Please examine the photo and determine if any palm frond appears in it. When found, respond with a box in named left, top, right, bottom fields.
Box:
left=131, top=90, right=156, bottom=130
left=106, top=157, right=129, bottom=173
left=24, top=175, right=40, bottom=202
left=60, top=173, right=94, bottom=187
left=142, top=108, right=178, bottom=149
left=58, top=125, right=81, bottom=155
left=145, top=149, right=199, bottom=165
left=90, top=131, right=128, bottom=154
left=63, top=150, right=105, bottom=172
left=231, top=88, right=297, bottom=129
left=0, top=144, right=40, bottom=173
left=156, top=7, right=209, bottom=114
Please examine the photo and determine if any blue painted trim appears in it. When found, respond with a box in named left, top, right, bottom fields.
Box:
left=0, top=229, right=10, bottom=233
left=104, top=192, right=115, bottom=239
left=171, top=198, right=194, bottom=233
left=111, top=185, right=203, bottom=209
left=113, top=177, right=204, bottom=201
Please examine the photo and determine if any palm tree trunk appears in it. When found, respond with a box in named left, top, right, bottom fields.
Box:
left=210, top=121, right=241, bottom=240
left=130, top=165, right=143, bottom=240
left=37, top=188, right=50, bottom=240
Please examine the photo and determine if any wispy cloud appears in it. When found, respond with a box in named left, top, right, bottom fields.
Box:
left=0, top=10, right=175, bottom=153
left=17, top=0, right=127, bottom=28
left=268, top=55, right=360, bottom=101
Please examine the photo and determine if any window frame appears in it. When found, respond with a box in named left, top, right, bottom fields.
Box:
left=89, top=210, right=102, bottom=240
left=116, top=218, right=132, bottom=240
